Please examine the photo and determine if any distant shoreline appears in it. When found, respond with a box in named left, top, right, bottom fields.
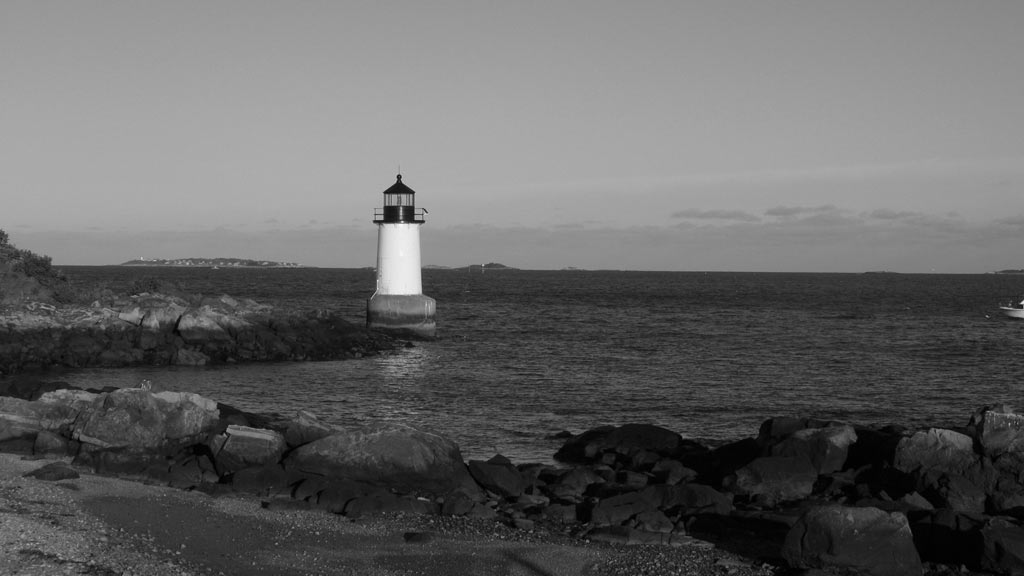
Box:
left=121, top=258, right=304, bottom=268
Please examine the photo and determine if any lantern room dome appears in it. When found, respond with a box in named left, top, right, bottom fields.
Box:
left=383, top=174, right=416, bottom=195
left=374, top=174, right=425, bottom=224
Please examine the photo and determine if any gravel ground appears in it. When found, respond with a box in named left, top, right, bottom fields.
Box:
left=0, top=453, right=780, bottom=576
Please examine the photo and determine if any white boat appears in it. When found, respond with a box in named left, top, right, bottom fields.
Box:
left=1000, top=298, right=1024, bottom=319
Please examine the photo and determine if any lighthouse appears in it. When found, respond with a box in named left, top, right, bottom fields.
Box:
left=366, top=174, right=436, bottom=338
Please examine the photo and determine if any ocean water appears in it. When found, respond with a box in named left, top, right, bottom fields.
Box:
left=42, top=266, right=1024, bottom=463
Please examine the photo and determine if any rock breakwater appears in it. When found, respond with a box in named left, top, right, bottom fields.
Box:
left=4, top=381, right=1024, bottom=574
left=0, top=292, right=397, bottom=374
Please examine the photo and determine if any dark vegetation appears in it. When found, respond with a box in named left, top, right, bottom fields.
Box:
left=0, top=229, right=180, bottom=308
left=0, top=229, right=76, bottom=305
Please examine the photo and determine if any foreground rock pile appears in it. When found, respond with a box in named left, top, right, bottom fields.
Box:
left=4, top=381, right=1024, bottom=575
left=0, top=292, right=397, bottom=374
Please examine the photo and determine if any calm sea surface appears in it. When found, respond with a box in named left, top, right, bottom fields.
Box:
left=42, top=266, right=1024, bottom=463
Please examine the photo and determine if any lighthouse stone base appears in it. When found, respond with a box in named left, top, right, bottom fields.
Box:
left=366, top=294, right=436, bottom=339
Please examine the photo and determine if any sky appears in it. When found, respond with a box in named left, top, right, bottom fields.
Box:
left=2, top=1, right=1023, bottom=272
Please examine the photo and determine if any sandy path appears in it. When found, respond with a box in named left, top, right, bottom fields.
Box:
left=0, top=453, right=773, bottom=576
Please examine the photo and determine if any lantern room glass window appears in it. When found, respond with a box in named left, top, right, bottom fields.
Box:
left=385, top=193, right=414, bottom=207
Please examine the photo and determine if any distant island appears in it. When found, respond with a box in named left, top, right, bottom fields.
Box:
left=423, top=262, right=518, bottom=271
left=121, top=257, right=303, bottom=268
left=995, top=269, right=1024, bottom=274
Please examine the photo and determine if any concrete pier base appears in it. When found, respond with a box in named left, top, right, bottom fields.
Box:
left=366, top=294, right=436, bottom=339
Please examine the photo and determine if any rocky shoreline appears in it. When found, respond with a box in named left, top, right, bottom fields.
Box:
left=2, top=376, right=1024, bottom=575
left=0, top=291, right=399, bottom=375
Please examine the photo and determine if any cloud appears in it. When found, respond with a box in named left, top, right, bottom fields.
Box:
left=671, top=209, right=760, bottom=222
left=764, top=205, right=840, bottom=218
left=995, top=216, right=1024, bottom=227
left=866, top=209, right=919, bottom=221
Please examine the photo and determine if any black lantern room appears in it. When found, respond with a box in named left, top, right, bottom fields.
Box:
left=374, top=174, right=425, bottom=224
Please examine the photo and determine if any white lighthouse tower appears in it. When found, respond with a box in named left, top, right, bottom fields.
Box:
left=366, top=174, right=436, bottom=338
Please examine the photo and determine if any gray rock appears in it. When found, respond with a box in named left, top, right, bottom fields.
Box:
left=543, top=503, right=579, bottom=523
left=283, top=410, right=334, bottom=448
left=732, top=455, right=817, bottom=505
left=210, top=425, right=286, bottom=473
left=893, top=428, right=977, bottom=476
left=782, top=505, right=921, bottom=576
left=974, top=407, right=1024, bottom=457
left=554, top=423, right=684, bottom=464
left=897, top=491, right=934, bottom=511
left=545, top=467, right=605, bottom=502
left=770, top=423, right=857, bottom=474
left=284, top=422, right=477, bottom=495
left=440, top=488, right=479, bottom=516
left=588, top=490, right=660, bottom=526
left=176, top=307, right=233, bottom=345
left=921, top=470, right=987, bottom=513
left=0, top=396, right=44, bottom=441
left=633, top=509, right=674, bottom=533
left=658, top=483, right=733, bottom=516
left=980, top=517, right=1024, bottom=575
left=138, top=298, right=187, bottom=330
left=468, top=456, right=526, bottom=498
left=32, top=430, right=68, bottom=456
left=73, top=388, right=219, bottom=450
left=650, top=459, right=695, bottom=485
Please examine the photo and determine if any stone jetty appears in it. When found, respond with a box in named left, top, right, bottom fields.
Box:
left=0, top=292, right=397, bottom=375
left=2, top=380, right=1024, bottom=574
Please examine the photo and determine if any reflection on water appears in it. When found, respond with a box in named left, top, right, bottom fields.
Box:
left=373, top=346, right=431, bottom=423
left=378, top=345, right=428, bottom=383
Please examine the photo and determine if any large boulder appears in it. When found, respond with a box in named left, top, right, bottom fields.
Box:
left=554, top=424, right=684, bottom=464
left=920, top=469, right=987, bottom=513
left=587, top=490, right=661, bottom=527
left=980, top=517, right=1024, bottom=575
left=36, top=389, right=99, bottom=430
left=782, top=505, right=921, bottom=576
left=0, top=396, right=45, bottom=442
left=283, top=410, right=334, bottom=448
left=973, top=406, right=1024, bottom=458
left=152, top=391, right=220, bottom=439
left=658, top=483, right=733, bottom=517
left=770, top=424, right=857, bottom=474
left=283, top=422, right=476, bottom=495
left=210, top=425, right=286, bottom=473
left=731, top=456, right=818, bottom=505
left=72, top=388, right=220, bottom=450
left=0, top=389, right=98, bottom=442
left=544, top=466, right=606, bottom=502
left=137, top=297, right=188, bottom=331
left=467, top=456, right=526, bottom=498
left=176, top=307, right=234, bottom=347
left=893, top=428, right=977, bottom=476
